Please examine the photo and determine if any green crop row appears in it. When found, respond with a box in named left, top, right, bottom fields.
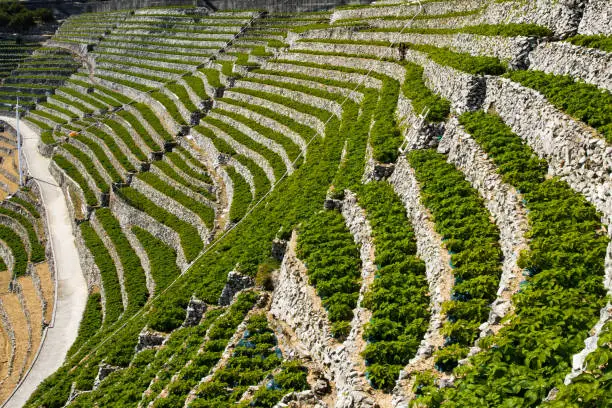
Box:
left=166, top=147, right=213, bottom=184
left=73, top=135, right=123, bottom=182
left=367, top=23, right=553, bottom=37
left=58, top=87, right=107, bottom=110
left=152, top=161, right=216, bottom=201
left=191, top=313, right=283, bottom=406
left=67, top=292, right=103, bottom=358
left=504, top=70, right=612, bottom=143
left=298, top=209, right=362, bottom=340
left=116, top=187, right=202, bottom=262
left=104, top=118, right=148, bottom=161
left=88, top=126, right=137, bottom=173
left=226, top=166, right=252, bottom=223
left=137, top=171, right=215, bottom=229
left=132, top=226, right=180, bottom=293
left=96, top=208, right=149, bottom=315
left=52, top=155, right=99, bottom=206
left=215, top=107, right=301, bottom=162
left=415, top=112, right=610, bottom=406
left=96, top=74, right=155, bottom=93
left=150, top=291, right=259, bottom=406
left=402, top=61, right=450, bottom=123
left=62, top=143, right=110, bottom=193
left=203, top=114, right=286, bottom=181
left=131, top=102, right=173, bottom=141
left=116, top=108, right=162, bottom=151
left=371, top=79, right=401, bottom=163
left=566, top=34, right=612, bottom=53
left=404, top=43, right=506, bottom=76
left=0, top=225, right=28, bottom=277
left=150, top=89, right=187, bottom=125
left=198, top=67, right=221, bottom=88
left=357, top=182, right=429, bottom=391
left=407, top=149, right=502, bottom=369
left=80, top=222, right=124, bottom=324
left=0, top=206, right=45, bottom=263
left=9, top=196, right=41, bottom=219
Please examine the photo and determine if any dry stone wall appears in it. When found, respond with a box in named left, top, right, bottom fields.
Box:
left=528, top=41, right=612, bottom=92
left=483, top=77, right=612, bottom=227
left=438, top=118, right=530, bottom=336
left=577, top=0, right=612, bottom=35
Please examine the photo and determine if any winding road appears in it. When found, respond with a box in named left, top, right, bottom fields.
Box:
left=0, top=117, right=87, bottom=408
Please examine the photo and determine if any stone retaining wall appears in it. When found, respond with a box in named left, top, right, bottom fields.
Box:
left=207, top=111, right=294, bottom=174
left=281, top=52, right=406, bottom=83
left=388, top=156, right=453, bottom=406
left=110, top=192, right=189, bottom=270
left=270, top=231, right=377, bottom=408
left=225, top=89, right=325, bottom=136
left=439, top=118, right=530, bottom=337
left=90, top=212, right=129, bottom=309
left=529, top=41, right=612, bottom=92
left=214, top=100, right=308, bottom=156
left=577, top=0, right=612, bottom=35
left=199, top=121, right=276, bottom=185
left=484, top=77, right=612, bottom=227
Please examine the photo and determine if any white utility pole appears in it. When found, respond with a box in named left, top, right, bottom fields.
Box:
left=15, top=97, right=23, bottom=187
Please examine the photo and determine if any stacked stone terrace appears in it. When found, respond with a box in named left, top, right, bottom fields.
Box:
left=13, top=0, right=612, bottom=407
left=0, top=185, right=53, bottom=405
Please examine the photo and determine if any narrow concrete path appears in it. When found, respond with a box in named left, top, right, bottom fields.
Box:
left=0, top=117, right=87, bottom=408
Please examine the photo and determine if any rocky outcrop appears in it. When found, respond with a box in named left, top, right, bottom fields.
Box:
left=395, top=93, right=444, bottom=151
left=136, top=328, right=166, bottom=351
left=218, top=270, right=255, bottom=306
left=438, top=118, right=530, bottom=336
left=183, top=296, right=207, bottom=327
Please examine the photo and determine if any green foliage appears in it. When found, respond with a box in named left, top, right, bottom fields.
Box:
left=402, top=62, right=450, bottom=123
left=238, top=361, right=309, bottom=407
left=62, top=143, right=110, bottom=193
left=0, top=1, right=54, bottom=33
left=67, top=292, right=103, bottom=357
left=116, top=187, right=203, bottom=262
left=567, top=34, right=612, bottom=53
left=104, top=118, right=148, bottom=161
left=370, top=23, right=553, bottom=38
left=152, top=160, right=216, bottom=201
left=96, top=209, right=148, bottom=314
left=504, top=70, right=612, bottom=143
left=151, top=89, right=187, bottom=125
left=52, top=155, right=99, bottom=206
left=166, top=146, right=213, bottom=185
left=8, top=196, right=40, bottom=219
left=153, top=292, right=258, bottom=406
left=80, top=222, right=123, bottom=324
left=0, top=225, right=27, bottom=277
left=407, top=149, right=502, bottom=351
left=191, top=313, right=282, bottom=406
left=423, top=112, right=610, bottom=406
left=0, top=206, right=45, bottom=263
left=358, top=182, right=429, bottom=390
left=370, top=79, right=402, bottom=163
left=132, top=226, right=180, bottom=293
left=73, top=134, right=123, bottom=182
left=137, top=171, right=215, bottom=229
left=405, top=43, right=506, bottom=75
left=298, top=210, right=361, bottom=340
left=117, top=108, right=164, bottom=150
left=226, top=166, right=252, bottom=223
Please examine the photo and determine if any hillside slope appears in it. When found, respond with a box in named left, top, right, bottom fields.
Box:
left=0, top=0, right=610, bottom=407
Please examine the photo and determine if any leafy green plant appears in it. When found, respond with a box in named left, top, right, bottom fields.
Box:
left=226, top=166, right=252, bottom=223
left=566, top=34, right=612, bottom=53
left=52, top=155, right=99, bottom=206
left=67, top=292, right=103, bottom=357
left=371, top=79, right=401, bottom=163
left=402, top=61, right=450, bottom=123
left=132, top=226, right=180, bottom=293
left=407, top=149, right=502, bottom=358
left=115, top=187, right=202, bottom=262
left=298, top=209, right=361, bottom=340
left=96, top=209, right=148, bottom=314
left=405, top=43, right=506, bottom=75
left=80, top=222, right=123, bottom=324
left=358, top=182, right=429, bottom=390
left=420, top=112, right=610, bottom=406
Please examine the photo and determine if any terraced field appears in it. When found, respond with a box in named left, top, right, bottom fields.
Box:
left=0, top=0, right=609, bottom=407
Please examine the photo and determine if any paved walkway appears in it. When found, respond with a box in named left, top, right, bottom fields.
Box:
left=0, top=117, right=87, bottom=408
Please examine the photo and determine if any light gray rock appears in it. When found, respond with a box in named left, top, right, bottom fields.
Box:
left=218, top=270, right=255, bottom=306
